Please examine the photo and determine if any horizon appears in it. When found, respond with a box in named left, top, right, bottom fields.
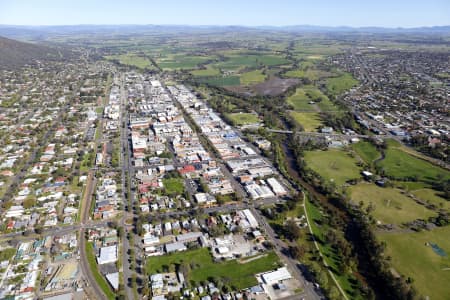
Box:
left=0, top=0, right=449, bottom=28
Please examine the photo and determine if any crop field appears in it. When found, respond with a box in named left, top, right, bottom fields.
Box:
left=146, top=248, right=281, bottom=289
left=226, top=113, right=260, bottom=125
left=105, top=54, right=154, bottom=69
left=349, top=183, right=435, bottom=225
left=378, top=226, right=450, bottom=300
left=351, top=141, right=381, bottom=165
left=304, top=149, right=361, bottom=186
left=290, top=112, right=323, bottom=132
left=325, top=73, right=359, bottom=96
left=377, top=147, right=450, bottom=183
left=240, top=69, right=266, bottom=85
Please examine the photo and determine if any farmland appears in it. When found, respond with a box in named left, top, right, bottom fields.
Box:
left=105, top=54, right=154, bottom=69
left=240, top=69, right=266, bottom=85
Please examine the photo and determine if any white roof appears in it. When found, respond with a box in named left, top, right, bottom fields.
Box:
left=106, top=272, right=119, bottom=290
left=97, top=245, right=117, bottom=264
left=261, top=267, right=292, bottom=284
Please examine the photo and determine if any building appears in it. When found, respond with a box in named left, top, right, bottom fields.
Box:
left=97, top=245, right=118, bottom=264
left=261, top=267, right=292, bottom=284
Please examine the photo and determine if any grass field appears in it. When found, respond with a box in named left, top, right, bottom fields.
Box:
left=412, top=189, right=450, bottom=211
left=287, top=86, right=338, bottom=112
left=304, top=149, right=361, bottom=186
left=156, top=55, right=213, bottom=70
left=146, top=248, right=281, bottom=289
left=200, top=76, right=240, bottom=86
left=163, top=178, right=184, bottom=194
left=290, top=112, right=323, bottom=132
left=378, top=226, right=450, bottom=299
left=216, top=54, right=289, bottom=71
left=240, top=69, right=266, bottom=85
left=191, top=66, right=221, bottom=77
left=105, top=54, right=153, bottom=69
left=86, top=242, right=115, bottom=300
left=351, top=141, right=380, bottom=165
left=285, top=68, right=333, bottom=81
left=377, top=147, right=450, bottom=183
left=326, top=73, right=358, bottom=96
left=349, top=183, right=435, bottom=225
left=226, top=113, right=260, bottom=125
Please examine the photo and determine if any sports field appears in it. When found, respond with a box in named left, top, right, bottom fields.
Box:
left=349, top=183, right=435, bottom=225
left=290, top=112, right=323, bottom=132
left=378, top=226, right=450, bottom=300
left=226, top=113, right=260, bottom=125
left=304, top=149, right=361, bottom=186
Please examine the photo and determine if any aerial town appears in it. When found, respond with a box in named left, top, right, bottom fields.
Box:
left=0, top=2, right=449, bottom=300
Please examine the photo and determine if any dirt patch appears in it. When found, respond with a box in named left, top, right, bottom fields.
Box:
left=225, top=77, right=300, bottom=97
left=252, top=77, right=300, bottom=96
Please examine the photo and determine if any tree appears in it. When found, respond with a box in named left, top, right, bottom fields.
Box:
left=284, top=220, right=301, bottom=241
left=289, top=245, right=306, bottom=260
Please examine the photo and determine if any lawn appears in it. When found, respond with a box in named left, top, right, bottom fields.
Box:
left=326, top=73, right=358, bottom=96
left=377, top=147, right=450, bottom=183
left=240, top=69, right=266, bottom=85
left=85, top=242, right=115, bottom=300
left=378, top=226, right=450, bottom=299
left=304, top=149, right=361, bottom=186
left=226, top=113, right=260, bottom=126
left=146, top=248, right=281, bottom=289
left=351, top=141, right=380, bottom=165
left=163, top=178, right=184, bottom=195
left=349, top=183, right=435, bottom=225
left=412, top=189, right=450, bottom=211
left=285, top=68, right=333, bottom=81
left=290, top=112, right=322, bottom=132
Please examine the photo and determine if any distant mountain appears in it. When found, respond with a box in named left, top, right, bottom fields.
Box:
left=0, top=35, right=67, bottom=69
left=0, top=24, right=449, bottom=39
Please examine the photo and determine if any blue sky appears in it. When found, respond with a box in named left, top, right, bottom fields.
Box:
left=0, top=0, right=448, bottom=27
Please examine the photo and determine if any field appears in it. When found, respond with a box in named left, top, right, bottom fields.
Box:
left=215, top=54, right=289, bottom=71
left=226, top=113, right=260, bottom=126
left=162, top=178, right=184, bottom=194
left=200, top=76, right=240, bottom=86
left=351, top=141, right=380, bottom=165
left=146, top=248, right=281, bottom=289
left=105, top=54, right=153, bottom=69
left=287, top=86, right=339, bottom=112
left=240, top=69, right=266, bottom=85
left=349, top=183, right=435, bottom=225
left=290, top=112, right=322, bottom=132
left=378, top=226, right=450, bottom=299
left=191, top=66, right=221, bottom=77
left=412, top=189, right=450, bottom=211
left=156, top=55, right=213, bottom=70
left=377, top=147, right=450, bottom=183
left=325, top=73, right=358, bottom=96
left=304, top=149, right=361, bottom=186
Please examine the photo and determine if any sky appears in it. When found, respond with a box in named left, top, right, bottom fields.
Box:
left=0, top=0, right=449, bottom=28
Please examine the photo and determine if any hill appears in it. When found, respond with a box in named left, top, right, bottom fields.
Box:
left=0, top=36, right=67, bottom=69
